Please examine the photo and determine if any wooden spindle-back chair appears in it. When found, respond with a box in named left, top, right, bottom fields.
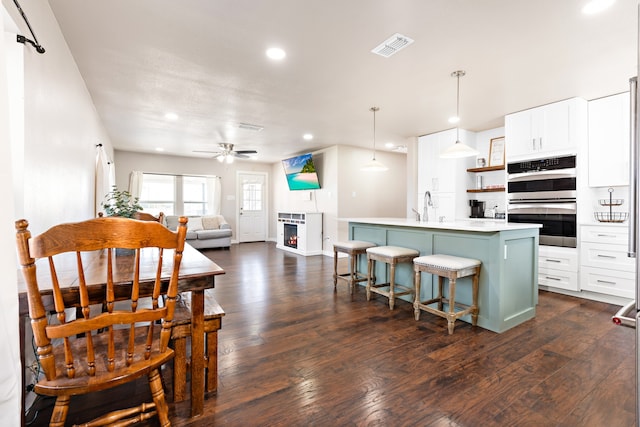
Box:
left=15, top=216, right=188, bottom=427
left=134, top=211, right=165, bottom=224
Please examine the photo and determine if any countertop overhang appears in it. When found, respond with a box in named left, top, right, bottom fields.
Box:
left=342, top=217, right=542, bottom=233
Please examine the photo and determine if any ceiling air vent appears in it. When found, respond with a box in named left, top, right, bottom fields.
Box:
left=371, top=33, right=414, bottom=58
left=238, top=123, right=264, bottom=132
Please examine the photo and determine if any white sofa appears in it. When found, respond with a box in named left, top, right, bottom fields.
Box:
left=164, top=215, right=232, bottom=249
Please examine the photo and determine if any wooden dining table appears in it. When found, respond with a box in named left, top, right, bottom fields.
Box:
left=17, top=243, right=225, bottom=421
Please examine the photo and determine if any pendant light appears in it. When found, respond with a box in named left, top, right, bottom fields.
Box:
left=440, top=70, right=479, bottom=158
left=361, top=106, right=388, bottom=171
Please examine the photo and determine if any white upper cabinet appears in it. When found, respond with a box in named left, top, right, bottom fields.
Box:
left=505, top=97, right=587, bottom=161
left=588, top=92, right=630, bottom=187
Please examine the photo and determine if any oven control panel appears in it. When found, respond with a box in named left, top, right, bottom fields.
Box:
left=508, top=155, right=576, bottom=174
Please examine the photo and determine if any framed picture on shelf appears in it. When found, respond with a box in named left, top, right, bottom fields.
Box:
left=489, top=136, right=505, bottom=167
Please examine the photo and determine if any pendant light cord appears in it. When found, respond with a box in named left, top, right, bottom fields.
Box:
left=370, top=106, right=379, bottom=160
left=452, top=70, right=465, bottom=142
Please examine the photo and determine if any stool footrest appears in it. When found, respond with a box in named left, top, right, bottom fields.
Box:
left=369, top=283, right=413, bottom=297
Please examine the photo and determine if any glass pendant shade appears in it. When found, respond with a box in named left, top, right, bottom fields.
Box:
left=440, top=138, right=479, bottom=158
left=361, top=158, right=388, bottom=171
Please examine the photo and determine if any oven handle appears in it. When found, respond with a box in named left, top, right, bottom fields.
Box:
left=507, top=168, right=576, bottom=182
left=507, top=203, right=577, bottom=214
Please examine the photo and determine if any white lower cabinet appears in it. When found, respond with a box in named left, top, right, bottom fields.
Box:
left=580, top=267, right=634, bottom=299
left=579, top=225, right=635, bottom=298
left=538, top=245, right=579, bottom=291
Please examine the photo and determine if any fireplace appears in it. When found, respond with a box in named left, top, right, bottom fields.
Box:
left=276, top=212, right=322, bottom=256
left=284, top=223, right=298, bottom=249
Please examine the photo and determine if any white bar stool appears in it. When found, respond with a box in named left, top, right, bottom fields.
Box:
left=413, top=254, right=481, bottom=334
left=333, top=240, right=377, bottom=294
left=366, top=246, right=419, bottom=310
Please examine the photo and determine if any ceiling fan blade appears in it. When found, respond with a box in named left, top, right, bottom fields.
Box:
left=233, top=150, right=258, bottom=155
left=193, top=150, right=223, bottom=158
left=234, top=153, right=251, bottom=159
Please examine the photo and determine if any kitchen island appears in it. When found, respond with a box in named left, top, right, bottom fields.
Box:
left=346, top=218, right=541, bottom=333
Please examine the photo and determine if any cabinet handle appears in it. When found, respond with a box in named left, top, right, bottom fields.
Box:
left=539, top=137, right=543, bottom=150
left=597, top=234, right=617, bottom=238
left=545, top=276, right=562, bottom=281
left=596, top=279, right=617, bottom=285
left=545, top=259, right=561, bottom=263
left=596, top=254, right=616, bottom=259
left=532, top=138, right=536, bottom=151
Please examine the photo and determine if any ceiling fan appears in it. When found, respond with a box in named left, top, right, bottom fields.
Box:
left=193, top=143, right=257, bottom=163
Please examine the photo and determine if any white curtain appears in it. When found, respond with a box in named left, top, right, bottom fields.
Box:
left=207, top=176, right=222, bottom=215
left=128, top=170, right=144, bottom=199
left=95, top=145, right=114, bottom=216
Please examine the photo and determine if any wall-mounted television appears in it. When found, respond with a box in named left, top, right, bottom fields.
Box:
left=282, top=153, right=321, bottom=190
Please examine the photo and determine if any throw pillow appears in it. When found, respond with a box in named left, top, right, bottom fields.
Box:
left=201, top=215, right=220, bottom=230
left=187, top=216, right=204, bottom=231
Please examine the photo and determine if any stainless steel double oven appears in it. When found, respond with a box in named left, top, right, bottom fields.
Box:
left=507, top=155, right=577, bottom=248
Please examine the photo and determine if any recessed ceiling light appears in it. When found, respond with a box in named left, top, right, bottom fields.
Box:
left=266, top=47, right=286, bottom=60
left=448, top=116, right=460, bottom=124
left=582, top=0, right=615, bottom=14
left=303, top=133, right=313, bottom=140
left=164, top=112, right=178, bottom=121
left=385, top=142, right=394, bottom=148
left=155, top=147, right=165, bottom=152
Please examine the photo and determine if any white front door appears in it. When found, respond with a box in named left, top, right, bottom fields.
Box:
left=237, top=171, right=267, bottom=242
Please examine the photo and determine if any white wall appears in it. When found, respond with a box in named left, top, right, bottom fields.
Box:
left=114, top=150, right=274, bottom=239
left=4, top=0, right=113, bottom=234
left=2, top=0, right=113, bottom=421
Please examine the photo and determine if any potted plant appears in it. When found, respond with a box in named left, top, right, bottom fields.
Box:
left=101, top=186, right=143, bottom=218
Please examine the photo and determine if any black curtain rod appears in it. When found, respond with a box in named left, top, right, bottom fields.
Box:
left=13, top=0, right=45, bottom=54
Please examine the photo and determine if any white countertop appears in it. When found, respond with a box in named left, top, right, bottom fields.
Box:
left=343, top=217, right=542, bottom=232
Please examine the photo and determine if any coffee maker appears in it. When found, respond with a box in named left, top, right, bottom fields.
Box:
left=469, top=199, right=485, bottom=218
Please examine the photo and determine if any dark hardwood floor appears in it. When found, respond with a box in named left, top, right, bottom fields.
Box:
left=28, top=242, right=636, bottom=426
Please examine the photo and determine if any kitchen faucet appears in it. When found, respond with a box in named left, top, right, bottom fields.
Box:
left=423, top=191, right=433, bottom=222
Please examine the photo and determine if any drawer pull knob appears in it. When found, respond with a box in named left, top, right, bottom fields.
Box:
left=596, top=254, right=616, bottom=259
left=596, top=279, right=617, bottom=285
left=545, top=259, right=561, bottom=263
left=545, top=276, right=562, bottom=281
left=596, top=234, right=617, bottom=238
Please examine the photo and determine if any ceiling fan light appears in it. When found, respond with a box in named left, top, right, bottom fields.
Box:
left=217, top=155, right=225, bottom=163
left=225, top=155, right=234, bottom=164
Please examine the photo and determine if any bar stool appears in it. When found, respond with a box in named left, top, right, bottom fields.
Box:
left=366, top=246, right=419, bottom=310
left=413, top=254, right=481, bottom=335
left=333, top=240, right=377, bottom=294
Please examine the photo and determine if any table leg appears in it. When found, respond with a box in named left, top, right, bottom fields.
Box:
left=190, top=289, right=205, bottom=417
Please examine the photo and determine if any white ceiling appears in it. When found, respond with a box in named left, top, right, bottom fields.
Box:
left=47, top=0, right=638, bottom=163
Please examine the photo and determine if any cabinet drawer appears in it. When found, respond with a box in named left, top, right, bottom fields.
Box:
left=580, top=242, right=635, bottom=272
left=539, top=267, right=578, bottom=291
left=580, top=267, right=635, bottom=298
left=580, top=226, right=628, bottom=245
left=538, top=246, right=578, bottom=272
